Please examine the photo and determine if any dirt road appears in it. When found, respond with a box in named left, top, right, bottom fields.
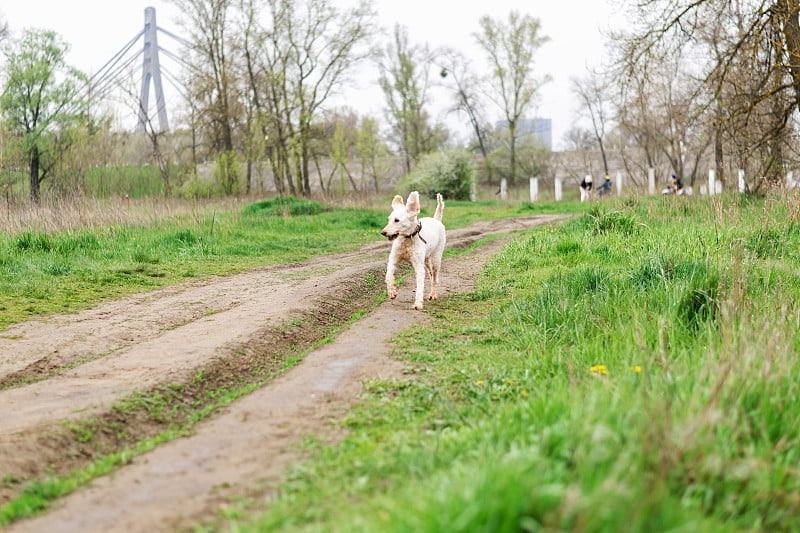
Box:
left=0, top=214, right=568, bottom=532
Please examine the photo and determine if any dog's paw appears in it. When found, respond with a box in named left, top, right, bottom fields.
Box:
left=387, top=287, right=397, bottom=299
left=412, top=302, right=424, bottom=310
left=427, top=292, right=438, bottom=300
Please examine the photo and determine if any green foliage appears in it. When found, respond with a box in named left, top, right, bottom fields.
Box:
left=581, top=205, right=642, bottom=234
left=399, top=148, right=475, bottom=200
left=180, top=173, right=220, bottom=200
left=242, top=196, right=327, bottom=217
left=82, top=165, right=176, bottom=198
left=214, top=151, right=241, bottom=195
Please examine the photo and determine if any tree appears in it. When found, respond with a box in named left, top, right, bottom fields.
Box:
left=285, top=0, right=376, bottom=196
left=240, top=0, right=296, bottom=196
left=572, top=69, right=612, bottom=177
left=355, top=116, right=388, bottom=193
left=378, top=24, right=440, bottom=174
left=171, top=0, right=241, bottom=194
left=474, top=11, right=549, bottom=184
left=615, top=0, right=800, bottom=185
left=0, top=29, right=88, bottom=204
left=241, top=0, right=376, bottom=196
left=438, top=48, right=494, bottom=185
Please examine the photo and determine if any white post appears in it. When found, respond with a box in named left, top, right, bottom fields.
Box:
left=470, top=180, right=477, bottom=202
left=708, top=169, right=716, bottom=197
left=616, top=171, right=622, bottom=197
left=500, top=178, right=508, bottom=200
left=648, top=168, right=655, bottom=195
left=738, top=169, right=745, bottom=193
left=529, top=177, right=538, bottom=202
left=787, top=171, right=795, bottom=190
left=554, top=178, right=562, bottom=201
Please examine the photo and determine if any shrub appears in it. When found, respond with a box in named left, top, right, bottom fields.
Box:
left=180, top=173, right=219, bottom=200
left=215, top=151, right=241, bottom=195
left=399, top=148, right=475, bottom=200
left=242, top=196, right=326, bottom=217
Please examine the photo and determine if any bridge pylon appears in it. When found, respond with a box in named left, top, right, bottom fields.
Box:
left=137, top=7, right=169, bottom=132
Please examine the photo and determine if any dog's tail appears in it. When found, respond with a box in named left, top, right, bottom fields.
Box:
left=434, top=193, right=444, bottom=221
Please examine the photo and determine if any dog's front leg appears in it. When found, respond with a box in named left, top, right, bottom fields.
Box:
left=412, top=258, right=426, bottom=310
left=385, top=258, right=398, bottom=299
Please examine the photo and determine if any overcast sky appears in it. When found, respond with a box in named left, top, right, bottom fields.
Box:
left=0, top=0, right=622, bottom=150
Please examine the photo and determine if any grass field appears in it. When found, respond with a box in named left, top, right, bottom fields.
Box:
left=3, top=192, right=799, bottom=531
left=0, top=195, right=571, bottom=329
left=226, top=193, right=800, bottom=532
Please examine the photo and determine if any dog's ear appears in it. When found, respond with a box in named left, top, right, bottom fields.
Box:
left=391, top=195, right=404, bottom=209
left=406, top=191, right=420, bottom=216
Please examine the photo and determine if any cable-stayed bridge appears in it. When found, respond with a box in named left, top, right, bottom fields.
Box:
left=84, top=7, right=189, bottom=132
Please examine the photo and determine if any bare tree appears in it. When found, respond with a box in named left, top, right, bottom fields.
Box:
left=572, top=68, right=612, bottom=177
left=240, top=0, right=375, bottom=196
left=438, top=48, right=494, bottom=185
left=171, top=0, right=242, bottom=193
left=286, top=0, right=376, bottom=196
left=615, top=0, right=800, bottom=185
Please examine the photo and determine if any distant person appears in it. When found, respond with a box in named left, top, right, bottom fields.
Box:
left=663, top=174, right=685, bottom=195
left=597, top=175, right=612, bottom=196
left=579, top=175, right=593, bottom=202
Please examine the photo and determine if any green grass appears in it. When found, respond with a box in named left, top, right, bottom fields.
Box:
left=0, top=196, right=528, bottom=329
left=228, top=194, right=800, bottom=532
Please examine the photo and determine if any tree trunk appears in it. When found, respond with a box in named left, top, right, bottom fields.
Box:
left=508, top=121, right=517, bottom=183
left=246, top=158, right=253, bottom=195
left=341, top=163, right=359, bottom=192
left=29, top=146, right=41, bottom=205
left=598, top=138, right=609, bottom=176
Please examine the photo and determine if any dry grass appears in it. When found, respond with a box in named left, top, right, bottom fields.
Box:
left=0, top=193, right=391, bottom=235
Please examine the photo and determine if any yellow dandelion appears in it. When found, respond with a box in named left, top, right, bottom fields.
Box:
left=590, top=364, right=609, bottom=376
left=507, top=379, right=513, bottom=385
left=477, top=380, right=484, bottom=386
left=632, top=365, right=642, bottom=373
left=521, top=390, right=529, bottom=397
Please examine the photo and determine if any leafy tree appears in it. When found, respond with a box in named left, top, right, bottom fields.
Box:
left=0, top=29, right=88, bottom=204
left=171, top=0, right=237, bottom=154
left=474, top=11, right=549, bottom=185
left=356, top=116, right=388, bottom=193
left=379, top=24, right=442, bottom=174
left=328, top=117, right=359, bottom=194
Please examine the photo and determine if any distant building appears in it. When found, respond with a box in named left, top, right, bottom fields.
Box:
left=495, top=118, right=552, bottom=150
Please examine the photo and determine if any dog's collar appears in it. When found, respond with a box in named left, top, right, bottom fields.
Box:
left=405, top=222, right=427, bottom=244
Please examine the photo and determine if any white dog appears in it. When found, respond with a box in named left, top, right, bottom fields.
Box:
left=380, top=191, right=446, bottom=310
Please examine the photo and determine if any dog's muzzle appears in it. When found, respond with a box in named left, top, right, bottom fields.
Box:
left=381, top=230, right=398, bottom=241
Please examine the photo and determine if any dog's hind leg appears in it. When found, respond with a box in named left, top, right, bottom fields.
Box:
left=412, top=258, right=427, bottom=310
left=425, top=258, right=440, bottom=300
